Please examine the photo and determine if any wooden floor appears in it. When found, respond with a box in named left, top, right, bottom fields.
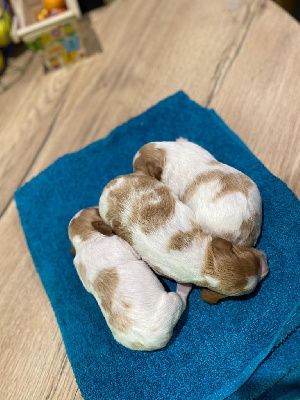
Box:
left=0, top=0, right=299, bottom=398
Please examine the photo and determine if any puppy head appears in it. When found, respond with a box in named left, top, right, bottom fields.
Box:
left=133, top=143, right=166, bottom=180
left=68, top=207, right=113, bottom=248
left=200, top=237, right=269, bottom=304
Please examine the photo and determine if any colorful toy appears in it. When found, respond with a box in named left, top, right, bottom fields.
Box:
left=0, top=6, right=11, bottom=48
left=49, top=8, right=66, bottom=17
left=11, top=0, right=85, bottom=71
left=43, top=0, right=66, bottom=12
left=36, top=3, right=66, bottom=22
left=36, top=0, right=67, bottom=22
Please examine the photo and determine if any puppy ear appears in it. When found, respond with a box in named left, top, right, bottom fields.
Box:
left=211, top=237, right=233, bottom=252
left=70, top=244, right=76, bottom=256
left=146, top=162, right=163, bottom=180
left=200, top=288, right=226, bottom=304
left=92, top=221, right=113, bottom=236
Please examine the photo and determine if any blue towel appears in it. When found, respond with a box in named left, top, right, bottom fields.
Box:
left=15, top=92, right=300, bottom=400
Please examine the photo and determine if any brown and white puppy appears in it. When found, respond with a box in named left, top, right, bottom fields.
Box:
left=99, top=174, right=269, bottom=304
left=68, top=207, right=190, bottom=351
left=133, top=140, right=262, bottom=247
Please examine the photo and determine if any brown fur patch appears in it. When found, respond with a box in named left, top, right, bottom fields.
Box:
left=138, top=185, right=176, bottom=234
left=168, top=225, right=205, bottom=251
left=104, top=174, right=175, bottom=245
left=182, top=170, right=254, bottom=204
left=131, top=342, right=147, bottom=350
left=105, top=193, right=133, bottom=246
left=94, top=268, right=132, bottom=333
left=69, top=207, right=111, bottom=242
left=70, top=244, right=76, bottom=255
left=133, top=143, right=167, bottom=180
left=201, top=237, right=261, bottom=296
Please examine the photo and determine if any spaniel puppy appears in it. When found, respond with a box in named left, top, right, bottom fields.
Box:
left=99, top=174, right=268, bottom=304
left=68, top=207, right=190, bottom=351
left=133, top=140, right=262, bottom=247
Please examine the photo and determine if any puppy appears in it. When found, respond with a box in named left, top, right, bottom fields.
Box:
left=133, top=140, right=262, bottom=247
left=99, top=174, right=269, bottom=304
left=68, top=207, right=190, bottom=351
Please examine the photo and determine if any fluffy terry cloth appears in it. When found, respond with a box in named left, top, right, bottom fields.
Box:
left=15, top=92, right=300, bottom=400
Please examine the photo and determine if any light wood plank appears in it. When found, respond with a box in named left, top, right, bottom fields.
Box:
left=1, top=0, right=266, bottom=215
left=0, top=202, right=82, bottom=399
left=210, top=1, right=300, bottom=195
left=0, top=60, right=71, bottom=215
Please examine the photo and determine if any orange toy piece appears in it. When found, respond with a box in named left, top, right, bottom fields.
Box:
left=43, top=0, right=66, bottom=12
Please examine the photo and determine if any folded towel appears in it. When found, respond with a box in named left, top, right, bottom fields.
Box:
left=15, top=91, right=300, bottom=400
left=229, top=325, right=300, bottom=399
left=257, top=364, right=300, bottom=400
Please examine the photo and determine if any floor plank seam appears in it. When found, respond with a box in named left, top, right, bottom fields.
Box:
left=45, top=353, right=68, bottom=400
left=206, top=0, right=266, bottom=107
left=72, top=387, right=79, bottom=400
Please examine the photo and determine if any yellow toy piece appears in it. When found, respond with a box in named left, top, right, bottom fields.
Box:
left=36, top=8, right=49, bottom=22
left=41, top=33, right=52, bottom=46
left=0, top=7, right=11, bottom=48
left=61, top=50, right=77, bottom=64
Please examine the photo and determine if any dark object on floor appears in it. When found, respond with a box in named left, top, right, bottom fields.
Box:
left=274, top=0, right=300, bottom=20
left=77, top=0, right=105, bottom=13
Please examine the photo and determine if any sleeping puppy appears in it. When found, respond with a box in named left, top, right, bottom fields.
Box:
left=68, top=207, right=190, bottom=351
left=99, top=174, right=269, bottom=304
left=133, top=140, right=262, bottom=247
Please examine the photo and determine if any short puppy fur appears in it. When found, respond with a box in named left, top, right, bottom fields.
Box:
left=99, top=174, right=269, bottom=304
left=133, top=140, right=262, bottom=247
left=68, top=207, right=189, bottom=350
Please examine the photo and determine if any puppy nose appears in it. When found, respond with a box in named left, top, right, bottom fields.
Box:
left=259, top=252, right=269, bottom=279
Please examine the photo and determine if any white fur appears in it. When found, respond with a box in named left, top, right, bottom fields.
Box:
left=244, top=276, right=258, bottom=293
left=134, top=141, right=262, bottom=246
left=70, top=220, right=187, bottom=351
left=204, top=275, right=219, bottom=288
